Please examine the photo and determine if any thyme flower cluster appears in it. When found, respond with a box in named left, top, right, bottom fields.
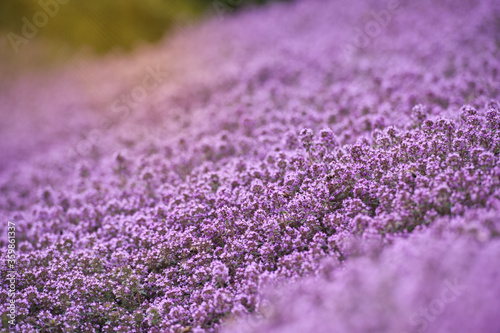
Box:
left=1, top=0, right=499, bottom=332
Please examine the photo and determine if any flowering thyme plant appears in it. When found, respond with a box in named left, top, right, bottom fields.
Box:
left=1, top=0, right=500, bottom=332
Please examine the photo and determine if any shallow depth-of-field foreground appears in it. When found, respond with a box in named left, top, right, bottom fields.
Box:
left=1, top=0, right=500, bottom=332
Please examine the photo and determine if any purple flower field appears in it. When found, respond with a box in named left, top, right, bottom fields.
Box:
left=1, top=0, right=500, bottom=332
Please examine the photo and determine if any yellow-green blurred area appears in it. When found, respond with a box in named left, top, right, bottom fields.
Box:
left=0, top=0, right=272, bottom=67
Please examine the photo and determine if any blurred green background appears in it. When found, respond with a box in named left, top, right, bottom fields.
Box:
left=0, top=0, right=274, bottom=65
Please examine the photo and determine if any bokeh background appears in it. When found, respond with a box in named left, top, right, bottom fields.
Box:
left=0, top=0, right=276, bottom=74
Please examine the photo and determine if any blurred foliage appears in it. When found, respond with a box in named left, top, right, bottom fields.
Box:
left=0, top=0, right=273, bottom=55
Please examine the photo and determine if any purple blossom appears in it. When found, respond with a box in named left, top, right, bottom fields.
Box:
left=1, top=0, right=500, bottom=331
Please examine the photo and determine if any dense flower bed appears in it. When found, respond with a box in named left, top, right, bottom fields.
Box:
left=225, top=204, right=500, bottom=333
left=1, top=0, right=499, bottom=332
